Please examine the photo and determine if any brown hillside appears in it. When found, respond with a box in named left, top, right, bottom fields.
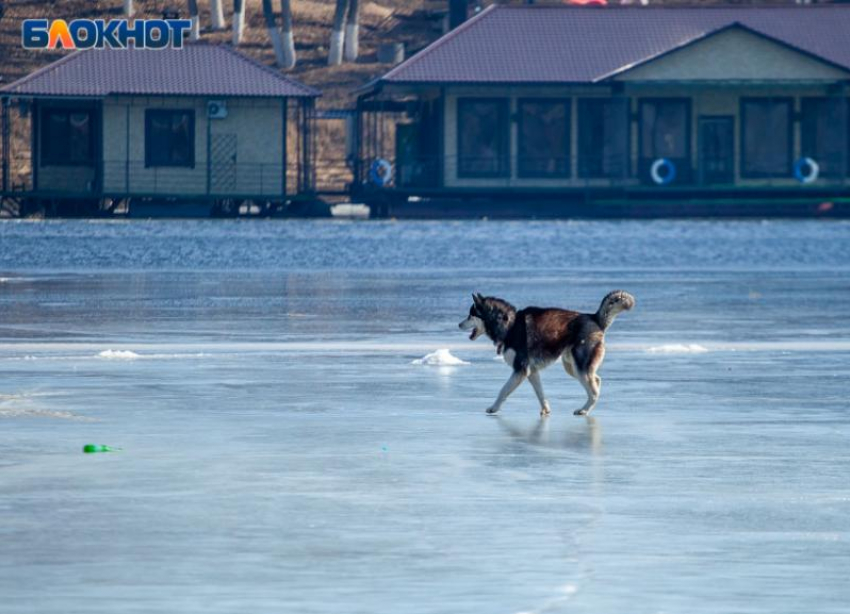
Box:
left=0, top=0, right=446, bottom=109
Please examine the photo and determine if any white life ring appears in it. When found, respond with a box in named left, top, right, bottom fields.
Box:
left=369, top=158, right=393, bottom=187
left=794, top=157, right=819, bottom=184
left=650, top=158, right=676, bottom=185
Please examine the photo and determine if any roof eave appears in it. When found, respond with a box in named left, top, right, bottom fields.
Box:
left=377, top=79, right=602, bottom=87
left=1, top=90, right=319, bottom=98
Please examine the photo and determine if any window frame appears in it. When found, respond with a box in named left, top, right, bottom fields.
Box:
left=144, top=109, right=196, bottom=169
left=801, top=97, right=849, bottom=179
left=516, top=98, right=571, bottom=179
left=40, top=107, right=96, bottom=167
left=455, top=97, right=510, bottom=179
left=637, top=97, right=692, bottom=166
left=577, top=98, right=630, bottom=180
left=739, top=97, right=793, bottom=180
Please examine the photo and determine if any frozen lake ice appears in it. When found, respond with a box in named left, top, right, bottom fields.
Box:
left=0, top=219, right=849, bottom=613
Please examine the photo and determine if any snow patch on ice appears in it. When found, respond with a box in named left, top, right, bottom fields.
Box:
left=0, top=406, right=91, bottom=421
left=412, top=349, right=469, bottom=366
left=0, top=394, right=92, bottom=421
left=98, top=350, right=141, bottom=360
left=646, top=344, right=709, bottom=354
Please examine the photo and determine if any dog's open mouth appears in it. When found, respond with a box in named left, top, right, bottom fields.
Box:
left=469, top=329, right=480, bottom=341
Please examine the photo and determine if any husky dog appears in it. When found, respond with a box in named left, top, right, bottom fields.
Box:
left=459, top=291, right=635, bottom=416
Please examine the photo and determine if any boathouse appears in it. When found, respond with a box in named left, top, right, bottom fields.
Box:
left=0, top=45, right=319, bottom=217
left=354, top=5, right=850, bottom=217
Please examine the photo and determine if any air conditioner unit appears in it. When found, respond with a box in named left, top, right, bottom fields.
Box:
left=207, top=100, right=228, bottom=119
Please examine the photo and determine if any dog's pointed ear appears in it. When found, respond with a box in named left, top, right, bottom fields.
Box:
left=472, top=293, right=484, bottom=306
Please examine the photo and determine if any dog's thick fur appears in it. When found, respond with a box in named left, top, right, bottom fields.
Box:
left=459, top=291, right=635, bottom=416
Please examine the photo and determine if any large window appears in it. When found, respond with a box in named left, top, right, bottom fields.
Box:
left=639, top=99, right=690, bottom=182
left=457, top=98, right=509, bottom=178
left=801, top=98, right=848, bottom=178
left=145, top=110, right=195, bottom=168
left=517, top=99, right=570, bottom=178
left=741, top=98, right=792, bottom=178
left=577, top=99, right=628, bottom=179
left=41, top=108, right=94, bottom=166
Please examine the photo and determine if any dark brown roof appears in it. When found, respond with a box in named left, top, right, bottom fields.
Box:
left=1, top=45, right=319, bottom=98
left=379, top=5, right=850, bottom=85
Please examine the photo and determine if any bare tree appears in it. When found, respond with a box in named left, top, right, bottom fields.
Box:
left=233, top=0, right=246, bottom=45
left=263, top=0, right=287, bottom=67
left=328, top=0, right=347, bottom=66
left=281, top=0, right=297, bottom=69
left=187, top=0, right=200, bottom=40
left=123, top=0, right=134, bottom=17
left=210, top=0, right=226, bottom=30
left=343, top=0, right=360, bottom=62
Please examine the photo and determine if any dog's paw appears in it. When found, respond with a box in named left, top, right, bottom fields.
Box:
left=485, top=406, right=500, bottom=415
left=540, top=404, right=551, bottom=417
left=573, top=408, right=588, bottom=416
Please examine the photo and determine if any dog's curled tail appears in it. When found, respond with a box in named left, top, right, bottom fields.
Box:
left=596, top=290, right=636, bottom=331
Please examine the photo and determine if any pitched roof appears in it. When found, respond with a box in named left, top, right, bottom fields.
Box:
left=1, top=45, right=320, bottom=98
left=379, top=5, right=850, bottom=85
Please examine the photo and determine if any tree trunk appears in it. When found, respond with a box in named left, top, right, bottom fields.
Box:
left=280, top=0, right=296, bottom=69
left=210, top=0, right=226, bottom=30
left=123, top=0, right=134, bottom=17
left=187, top=0, right=200, bottom=40
left=328, top=0, right=347, bottom=66
left=263, top=0, right=287, bottom=67
left=343, top=0, right=360, bottom=62
left=233, top=0, right=245, bottom=45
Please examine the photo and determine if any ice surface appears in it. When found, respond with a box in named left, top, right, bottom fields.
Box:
left=0, top=220, right=849, bottom=614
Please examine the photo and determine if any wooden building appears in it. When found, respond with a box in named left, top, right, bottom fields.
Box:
left=354, top=5, right=850, bottom=217
left=0, top=45, right=319, bottom=217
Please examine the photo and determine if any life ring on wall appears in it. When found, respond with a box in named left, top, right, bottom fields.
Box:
left=650, top=158, right=676, bottom=185
left=369, top=159, right=393, bottom=187
left=793, top=157, right=819, bottom=184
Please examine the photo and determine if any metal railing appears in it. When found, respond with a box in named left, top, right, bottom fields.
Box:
left=351, top=153, right=850, bottom=191
left=1, top=158, right=305, bottom=198
left=103, top=161, right=288, bottom=197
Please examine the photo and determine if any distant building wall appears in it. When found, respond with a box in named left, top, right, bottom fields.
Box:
left=101, top=96, right=284, bottom=197
left=434, top=26, right=850, bottom=191
left=441, top=84, right=847, bottom=189
left=627, top=85, right=839, bottom=187
left=37, top=164, right=97, bottom=194
left=443, top=85, right=621, bottom=190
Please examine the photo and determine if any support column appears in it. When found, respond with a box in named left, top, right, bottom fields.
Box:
left=281, top=98, right=287, bottom=198
left=206, top=104, right=212, bottom=195
left=437, top=87, right=445, bottom=188
left=124, top=103, right=131, bottom=193
left=838, top=83, right=849, bottom=185
left=1, top=97, right=10, bottom=194
left=354, top=95, right=363, bottom=189
left=300, top=99, right=315, bottom=193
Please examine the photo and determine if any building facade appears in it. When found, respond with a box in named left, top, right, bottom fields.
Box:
left=1, top=45, right=319, bottom=217
left=355, top=5, right=850, bottom=217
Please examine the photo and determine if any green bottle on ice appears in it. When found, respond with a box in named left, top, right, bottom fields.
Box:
left=82, top=444, right=121, bottom=454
